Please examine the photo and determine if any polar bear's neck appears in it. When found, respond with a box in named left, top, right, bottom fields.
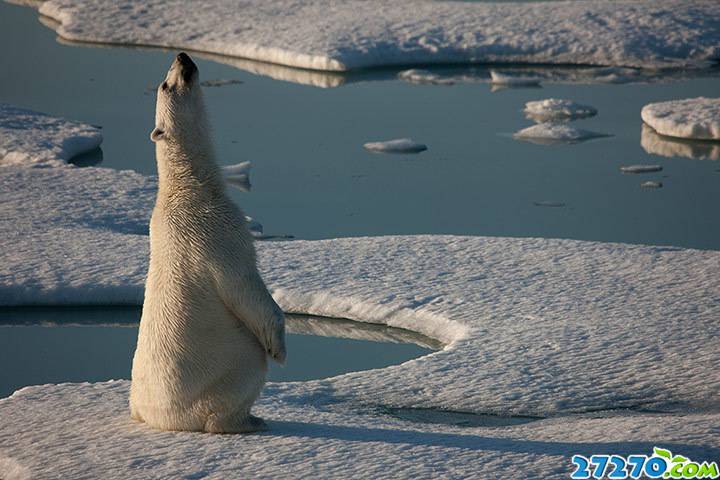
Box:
left=155, top=134, right=223, bottom=202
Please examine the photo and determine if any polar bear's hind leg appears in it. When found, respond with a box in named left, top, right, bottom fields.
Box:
left=205, top=411, right=268, bottom=433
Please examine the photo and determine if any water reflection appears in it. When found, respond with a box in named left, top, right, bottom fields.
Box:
left=286, top=314, right=443, bottom=350
left=67, top=146, right=103, bottom=167
left=641, top=124, right=720, bottom=161
left=0, top=308, right=439, bottom=397
left=0, top=307, right=442, bottom=349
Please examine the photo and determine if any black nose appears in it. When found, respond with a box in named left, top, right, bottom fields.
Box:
left=175, top=52, right=197, bottom=82
left=176, top=52, right=192, bottom=65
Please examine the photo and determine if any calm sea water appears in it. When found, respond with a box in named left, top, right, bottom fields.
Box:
left=0, top=1, right=718, bottom=395
left=3, top=2, right=720, bottom=249
left=0, top=308, right=435, bottom=398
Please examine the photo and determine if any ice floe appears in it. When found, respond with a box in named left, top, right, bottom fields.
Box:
left=363, top=138, right=427, bottom=154
left=2, top=107, right=719, bottom=478
left=0, top=104, right=102, bottom=167
left=31, top=1, right=720, bottom=71
left=524, top=99, right=597, bottom=123
left=222, top=160, right=252, bottom=192
left=513, top=123, right=609, bottom=145
left=620, top=165, right=663, bottom=174
left=641, top=124, right=720, bottom=161
left=641, top=97, right=720, bottom=140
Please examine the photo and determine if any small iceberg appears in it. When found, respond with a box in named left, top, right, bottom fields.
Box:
left=245, top=216, right=263, bottom=237
left=397, top=69, right=455, bottom=86
left=490, top=70, right=541, bottom=87
left=513, top=123, right=609, bottom=145
left=524, top=98, right=597, bottom=123
left=363, top=138, right=427, bottom=154
left=641, top=97, right=720, bottom=140
left=221, top=161, right=252, bottom=192
left=620, top=165, right=663, bottom=174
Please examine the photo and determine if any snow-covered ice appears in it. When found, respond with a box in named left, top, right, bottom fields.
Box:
left=641, top=124, right=720, bottom=161
left=524, top=99, right=597, bottom=123
left=0, top=104, right=102, bottom=167
left=2, top=107, right=719, bottom=478
left=363, top=138, right=427, bottom=154
left=490, top=70, right=541, bottom=87
left=620, top=165, right=663, bottom=174
left=2, top=381, right=719, bottom=479
left=30, top=0, right=720, bottom=72
left=513, top=123, right=609, bottom=145
left=641, top=97, right=720, bottom=141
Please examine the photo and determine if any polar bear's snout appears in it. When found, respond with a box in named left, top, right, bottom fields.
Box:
left=175, top=52, right=197, bottom=83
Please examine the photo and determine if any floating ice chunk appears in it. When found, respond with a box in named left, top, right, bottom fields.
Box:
left=513, top=123, right=609, bottom=145
left=640, top=124, right=720, bottom=161
left=524, top=98, right=597, bottom=123
left=200, top=78, right=244, bottom=88
left=490, top=70, right=541, bottom=87
left=641, top=181, right=663, bottom=189
left=620, top=165, right=663, bottom=174
left=0, top=104, right=102, bottom=167
left=397, top=69, right=455, bottom=86
left=363, top=138, right=427, bottom=154
left=222, top=161, right=251, bottom=192
left=245, top=216, right=263, bottom=237
left=641, top=97, right=720, bottom=140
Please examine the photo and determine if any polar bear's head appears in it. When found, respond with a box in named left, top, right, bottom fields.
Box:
left=151, top=53, right=205, bottom=143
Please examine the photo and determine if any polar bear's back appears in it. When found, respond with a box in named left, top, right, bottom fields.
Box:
left=130, top=189, right=266, bottom=432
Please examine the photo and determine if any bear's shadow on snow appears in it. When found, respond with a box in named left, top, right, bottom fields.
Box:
left=266, top=420, right=719, bottom=461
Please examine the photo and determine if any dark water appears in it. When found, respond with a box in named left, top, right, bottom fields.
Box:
left=0, top=308, right=436, bottom=398
left=1, top=2, right=719, bottom=249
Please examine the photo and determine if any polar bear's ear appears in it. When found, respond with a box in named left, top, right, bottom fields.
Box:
left=150, top=127, right=165, bottom=142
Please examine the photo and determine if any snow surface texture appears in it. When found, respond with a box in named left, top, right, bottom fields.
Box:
left=524, top=99, right=597, bottom=123
left=363, top=138, right=427, bottom=154
left=2, top=382, right=719, bottom=480
left=641, top=124, right=720, bottom=161
left=641, top=97, right=720, bottom=140
left=0, top=104, right=102, bottom=167
left=2, top=108, right=720, bottom=477
left=33, top=0, right=720, bottom=71
left=513, top=123, right=609, bottom=145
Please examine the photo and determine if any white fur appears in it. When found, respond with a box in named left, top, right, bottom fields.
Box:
left=130, top=53, right=286, bottom=433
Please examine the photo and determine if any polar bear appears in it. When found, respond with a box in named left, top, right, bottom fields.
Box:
left=130, top=52, right=286, bottom=433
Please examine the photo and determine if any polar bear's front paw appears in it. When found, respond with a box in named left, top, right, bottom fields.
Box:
left=267, top=312, right=286, bottom=364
